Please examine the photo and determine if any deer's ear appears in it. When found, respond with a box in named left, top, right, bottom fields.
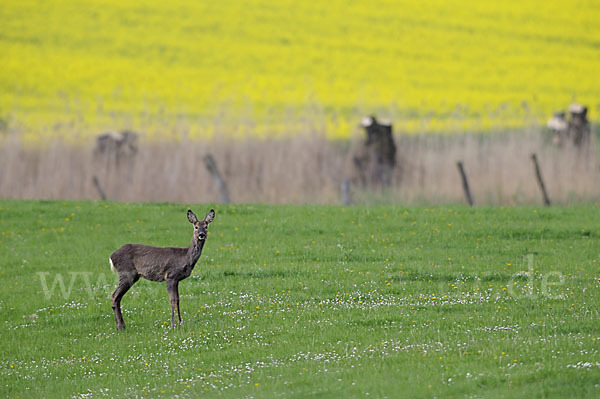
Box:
left=204, top=209, right=215, bottom=224
left=187, top=210, right=199, bottom=224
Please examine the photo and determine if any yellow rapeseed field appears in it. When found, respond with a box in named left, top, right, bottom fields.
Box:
left=1, top=0, right=599, bottom=139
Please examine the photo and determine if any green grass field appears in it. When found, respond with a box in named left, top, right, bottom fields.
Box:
left=1, top=201, right=599, bottom=397
left=1, top=0, right=599, bottom=139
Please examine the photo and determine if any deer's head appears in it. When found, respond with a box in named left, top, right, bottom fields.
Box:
left=187, top=209, right=215, bottom=241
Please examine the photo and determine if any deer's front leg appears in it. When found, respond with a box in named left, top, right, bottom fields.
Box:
left=176, top=290, right=182, bottom=326
left=166, top=279, right=180, bottom=328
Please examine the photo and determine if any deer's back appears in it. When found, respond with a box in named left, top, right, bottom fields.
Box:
left=111, top=243, right=189, bottom=282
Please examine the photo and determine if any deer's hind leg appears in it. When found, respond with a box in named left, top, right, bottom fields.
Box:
left=112, top=264, right=140, bottom=330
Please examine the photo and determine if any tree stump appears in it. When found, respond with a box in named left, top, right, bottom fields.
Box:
left=352, top=116, right=397, bottom=188
left=93, top=130, right=139, bottom=199
left=547, top=111, right=568, bottom=147
left=548, top=104, right=590, bottom=149
left=567, top=104, right=590, bottom=148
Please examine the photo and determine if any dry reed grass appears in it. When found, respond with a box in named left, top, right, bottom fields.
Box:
left=0, top=129, right=598, bottom=205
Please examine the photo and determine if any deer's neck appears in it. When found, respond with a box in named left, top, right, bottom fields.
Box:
left=187, top=238, right=205, bottom=265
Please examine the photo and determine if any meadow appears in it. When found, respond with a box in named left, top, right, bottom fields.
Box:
left=1, top=200, right=599, bottom=397
left=1, top=0, right=599, bottom=139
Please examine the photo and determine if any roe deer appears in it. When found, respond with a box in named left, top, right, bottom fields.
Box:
left=109, top=209, right=215, bottom=330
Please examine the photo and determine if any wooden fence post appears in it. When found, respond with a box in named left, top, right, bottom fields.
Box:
left=203, top=154, right=231, bottom=204
left=341, top=179, right=352, bottom=205
left=531, top=153, right=551, bottom=206
left=456, top=161, right=474, bottom=206
left=92, top=175, right=107, bottom=201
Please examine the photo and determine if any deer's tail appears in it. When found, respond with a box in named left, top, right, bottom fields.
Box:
left=109, top=256, right=116, bottom=272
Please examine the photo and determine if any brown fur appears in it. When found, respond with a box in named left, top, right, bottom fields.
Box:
left=109, top=209, right=215, bottom=330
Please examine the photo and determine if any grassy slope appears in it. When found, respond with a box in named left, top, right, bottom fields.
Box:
left=0, top=201, right=599, bottom=397
left=1, top=0, right=599, bottom=138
